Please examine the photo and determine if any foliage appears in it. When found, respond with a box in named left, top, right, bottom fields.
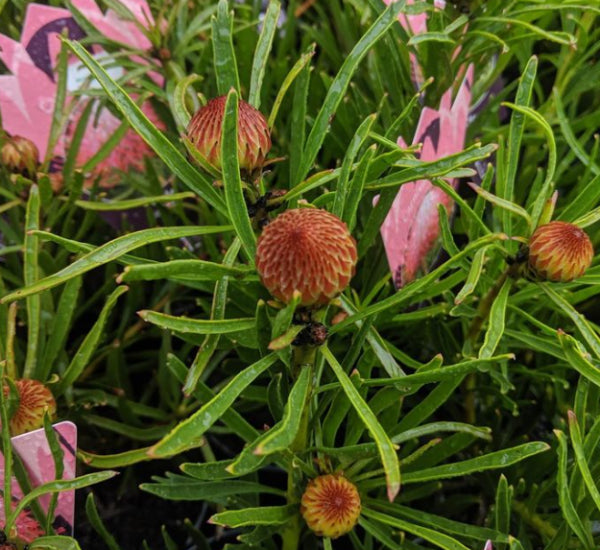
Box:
left=1, top=0, right=600, bottom=549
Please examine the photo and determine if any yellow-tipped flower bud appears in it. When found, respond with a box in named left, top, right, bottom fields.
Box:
left=186, top=95, right=271, bottom=171
left=1, top=135, right=39, bottom=178
left=300, top=474, right=361, bottom=539
left=528, top=221, right=594, bottom=282
left=3, top=379, right=56, bottom=436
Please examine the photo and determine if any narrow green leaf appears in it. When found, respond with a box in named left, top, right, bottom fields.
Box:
left=212, top=0, right=241, bottom=95
left=141, top=479, right=283, bottom=501
left=74, top=192, right=195, bottom=211
left=63, top=39, right=227, bottom=215
left=222, top=89, right=257, bottom=260
left=255, top=366, right=311, bottom=455
left=119, top=259, right=253, bottom=284
left=455, top=246, right=488, bottom=305
left=248, top=0, right=281, bottom=108
left=30, top=537, right=82, bottom=550
left=468, top=183, right=532, bottom=231
left=1, top=225, right=231, bottom=303
left=172, top=74, right=203, bottom=130
left=558, top=330, right=600, bottom=388
left=568, top=411, right=600, bottom=514
left=332, top=114, right=377, bottom=219
left=149, top=354, right=277, bottom=457
left=402, top=442, right=550, bottom=484
left=361, top=508, right=469, bottom=550
left=543, top=285, right=600, bottom=359
left=84, top=494, right=120, bottom=550
left=321, top=345, right=400, bottom=501
left=479, top=278, right=512, bottom=359
left=554, top=430, right=595, bottom=549
left=184, top=239, right=242, bottom=395
left=298, top=0, right=407, bottom=181
left=54, top=286, right=128, bottom=396
left=23, top=185, right=41, bottom=378
left=210, top=505, right=295, bottom=528
left=139, top=311, right=255, bottom=335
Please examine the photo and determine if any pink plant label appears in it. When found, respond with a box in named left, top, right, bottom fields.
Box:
left=380, top=0, right=473, bottom=287
left=0, top=0, right=159, bottom=185
left=0, top=421, right=77, bottom=537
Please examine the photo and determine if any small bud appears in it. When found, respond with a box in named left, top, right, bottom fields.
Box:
left=528, top=221, right=594, bottom=282
left=300, top=474, right=361, bottom=539
left=1, top=136, right=39, bottom=178
left=186, top=95, right=271, bottom=171
left=255, top=209, right=358, bottom=307
left=3, top=379, right=56, bottom=436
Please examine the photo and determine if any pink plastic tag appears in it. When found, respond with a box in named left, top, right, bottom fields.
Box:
left=0, top=421, right=77, bottom=541
left=380, top=0, right=473, bottom=287
left=0, top=0, right=159, bottom=186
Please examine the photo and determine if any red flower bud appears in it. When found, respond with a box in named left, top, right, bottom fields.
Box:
left=186, top=95, right=271, bottom=171
left=1, top=135, right=39, bottom=178
left=3, top=379, right=56, bottom=436
left=300, top=474, right=361, bottom=539
left=255, top=209, right=358, bottom=306
left=528, top=221, right=594, bottom=282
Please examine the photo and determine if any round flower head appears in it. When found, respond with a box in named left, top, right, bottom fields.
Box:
left=528, top=221, right=594, bottom=282
left=300, top=474, right=361, bottom=539
left=255, top=209, right=358, bottom=306
left=3, top=379, right=56, bottom=436
left=1, top=135, right=39, bottom=178
left=186, top=95, right=271, bottom=171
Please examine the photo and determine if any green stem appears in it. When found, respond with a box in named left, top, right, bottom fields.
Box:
left=282, top=345, right=316, bottom=550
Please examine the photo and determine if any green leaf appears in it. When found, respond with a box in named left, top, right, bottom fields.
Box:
left=23, top=185, right=41, bottom=378
left=332, top=114, right=377, bottom=219
left=30, top=537, right=82, bottom=550
left=255, top=366, right=312, bottom=455
left=212, top=0, right=241, bottom=95
left=222, top=89, right=257, bottom=261
left=479, top=278, right=512, bottom=359
left=84, top=493, right=120, bottom=550
left=118, top=259, right=254, bottom=284
left=402, top=442, right=550, bottom=484
left=141, top=479, right=283, bottom=501
left=184, top=239, right=242, bottom=395
left=138, top=310, right=255, bottom=335
left=568, top=411, right=600, bottom=514
left=321, top=345, right=400, bottom=501
left=210, top=505, right=296, bottom=528
left=454, top=246, right=488, bottom=305
left=298, top=0, right=407, bottom=181
left=63, top=39, right=227, bottom=215
left=7, top=471, right=117, bottom=528
left=554, top=429, right=595, bottom=549
left=248, top=0, right=280, bottom=109
left=53, top=285, right=128, bottom=396
left=558, top=330, right=600, bottom=388
left=0, top=225, right=231, bottom=303
left=149, top=354, right=277, bottom=457
left=543, top=285, right=600, bottom=359
left=172, top=74, right=203, bottom=130
left=499, top=55, right=537, bottom=239
left=74, top=192, right=195, bottom=211
left=361, top=508, right=469, bottom=550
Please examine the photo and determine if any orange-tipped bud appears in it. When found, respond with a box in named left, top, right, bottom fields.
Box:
left=300, top=474, right=361, bottom=539
left=255, top=209, right=358, bottom=307
left=1, top=135, right=39, bottom=178
left=3, top=379, right=56, bottom=436
left=528, top=221, right=594, bottom=282
left=186, top=95, right=271, bottom=171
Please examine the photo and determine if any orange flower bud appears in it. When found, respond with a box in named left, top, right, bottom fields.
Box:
left=1, top=135, right=39, bottom=178
left=3, top=379, right=56, bottom=436
left=186, top=95, right=271, bottom=171
left=528, top=221, right=594, bottom=282
left=255, top=209, right=358, bottom=307
left=300, top=474, right=361, bottom=539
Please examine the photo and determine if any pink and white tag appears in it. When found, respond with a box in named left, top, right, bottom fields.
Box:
left=0, top=0, right=159, bottom=187
left=0, top=422, right=77, bottom=541
left=381, top=0, right=474, bottom=287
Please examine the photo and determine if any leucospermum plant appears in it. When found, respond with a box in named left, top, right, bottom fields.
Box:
left=1, top=0, right=600, bottom=549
